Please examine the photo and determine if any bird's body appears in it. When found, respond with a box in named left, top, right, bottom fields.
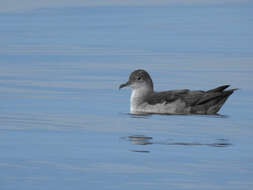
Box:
left=130, top=85, right=235, bottom=114
left=120, top=69, right=237, bottom=114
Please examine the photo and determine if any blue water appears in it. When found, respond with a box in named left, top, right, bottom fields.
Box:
left=0, top=3, right=253, bottom=190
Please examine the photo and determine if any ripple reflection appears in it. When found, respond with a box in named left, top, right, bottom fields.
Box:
left=122, top=135, right=232, bottom=153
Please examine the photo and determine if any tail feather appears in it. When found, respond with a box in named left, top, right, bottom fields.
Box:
left=206, top=96, right=229, bottom=114
left=206, top=85, right=230, bottom=93
left=206, top=90, right=235, bottom=114
left=193, top=88, right=237, bottom=114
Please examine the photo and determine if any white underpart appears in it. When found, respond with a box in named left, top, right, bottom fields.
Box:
left=130, top=86, right=151, bottom=113
left=130, top=86, right=189, bottom=114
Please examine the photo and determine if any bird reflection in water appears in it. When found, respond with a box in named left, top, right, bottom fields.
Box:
left=121, top=135, right=232, bottom=153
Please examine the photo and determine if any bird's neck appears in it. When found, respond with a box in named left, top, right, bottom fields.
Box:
left=130, top=85, right=153, bottom=112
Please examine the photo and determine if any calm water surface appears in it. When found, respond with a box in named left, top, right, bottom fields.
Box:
left=0, top=4, right=253, bottom=190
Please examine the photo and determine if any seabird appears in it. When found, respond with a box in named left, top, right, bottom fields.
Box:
left=119, top=69, right=237, bottom=114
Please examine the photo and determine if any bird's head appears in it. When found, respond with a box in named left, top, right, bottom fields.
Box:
left=119, top=69, right=154, bottom=91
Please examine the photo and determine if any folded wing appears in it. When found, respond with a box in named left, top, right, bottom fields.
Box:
left=147, top=85, right=237, bottom=114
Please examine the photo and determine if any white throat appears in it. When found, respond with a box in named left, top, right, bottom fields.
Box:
left=130, top=85, right=153, bottom=113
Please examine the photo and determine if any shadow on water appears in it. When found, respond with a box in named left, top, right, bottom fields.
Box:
left=119, top=112, right=152, bottom=119
left=121, top=135, right=232, bottom=153
left=121, top=112, right=229, bottom=119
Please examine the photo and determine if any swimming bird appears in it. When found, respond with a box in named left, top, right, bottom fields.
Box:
left=119, top=69, right=237, bottom=114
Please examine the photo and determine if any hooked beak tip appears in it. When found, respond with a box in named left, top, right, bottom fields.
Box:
left=119, top=82, right=129, bottom=90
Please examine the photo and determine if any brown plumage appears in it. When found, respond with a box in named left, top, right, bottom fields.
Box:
left=119, top=69, right=237, bottom=114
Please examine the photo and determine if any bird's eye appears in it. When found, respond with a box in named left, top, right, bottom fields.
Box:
left=137, top=76, right=142, bottom=80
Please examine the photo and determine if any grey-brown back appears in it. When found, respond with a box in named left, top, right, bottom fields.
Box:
left=146, top=85, right=237, bottom=114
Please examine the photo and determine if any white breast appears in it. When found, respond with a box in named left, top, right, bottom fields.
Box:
left=130, top=90, right=189, bottom=114
left=130, top=87, right=151, bottom=113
